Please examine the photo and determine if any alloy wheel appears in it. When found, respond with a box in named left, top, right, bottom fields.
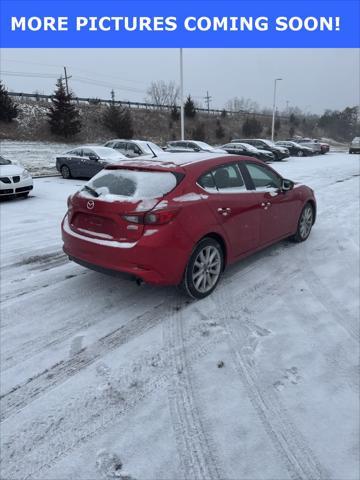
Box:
left=191, top=245, right=222, bottom=294
left=299, top=205, right=313, bottom=239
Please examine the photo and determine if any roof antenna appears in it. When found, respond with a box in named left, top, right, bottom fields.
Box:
left=147, top=143, right=158, bottom=158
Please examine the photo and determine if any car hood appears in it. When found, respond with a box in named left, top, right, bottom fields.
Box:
left=0, top=164, right=25, bottom=176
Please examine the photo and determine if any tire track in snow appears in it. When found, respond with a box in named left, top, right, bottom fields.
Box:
left=295, top=251, right=359, bottom=342
left=2, top=323, right=224, bottom=480
left=215, top=271, right=328, bottom=480
left=0, top=298, right=177, bottom=422
left=164, top=304, right=224, bottom=480
left=1, top=284, right=156, bottom=371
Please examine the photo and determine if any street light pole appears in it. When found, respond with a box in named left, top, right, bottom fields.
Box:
left=180, top=48, right=185, bottom=140
left=271, top=78, right=282, bottom=142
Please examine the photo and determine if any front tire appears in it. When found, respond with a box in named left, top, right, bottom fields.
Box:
left=291, top=203, right=314, bottom=243
left=182, top=237, right=224, bottom=299
left=61, top=165, right=72, bottom=179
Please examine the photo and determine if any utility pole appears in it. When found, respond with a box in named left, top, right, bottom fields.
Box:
left=179, top=49, right=185, bottom=140
left=63, top=66, right=72, bottom=96
left=271, top=78, right=282, bottom=141
left=204, top=91, right=212, bottom=114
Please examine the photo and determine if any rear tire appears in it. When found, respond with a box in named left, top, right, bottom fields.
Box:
left=181, top=237, right=224, bottom=299
left=61, top=165, right=72, bottom=179
left=291, top=203, right=314, bottom=243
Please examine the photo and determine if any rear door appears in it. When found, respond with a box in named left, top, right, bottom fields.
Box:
left=242, top=161, right=298, bottom=245
left=198, top=163, right=261, bottom=257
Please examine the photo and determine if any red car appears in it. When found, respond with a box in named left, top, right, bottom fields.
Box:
left=62, top=154, right=316, bottom=298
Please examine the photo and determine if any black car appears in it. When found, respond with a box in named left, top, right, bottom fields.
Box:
left=56, top=146, right=127, bottom=179
left=276, top=141, right=313, bottom=157
left=232, top=139, right=289, bottom=161
left=221, top=142, right=274, bottom=162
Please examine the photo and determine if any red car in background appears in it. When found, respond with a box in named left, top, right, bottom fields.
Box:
left=62, top=154, right=316, bottom=298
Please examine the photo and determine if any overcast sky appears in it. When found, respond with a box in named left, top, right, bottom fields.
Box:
left=1, top=48, right=359, bottom=114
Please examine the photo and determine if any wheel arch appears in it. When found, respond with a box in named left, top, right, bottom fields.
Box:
left=199, top=232, right=228, bottom=269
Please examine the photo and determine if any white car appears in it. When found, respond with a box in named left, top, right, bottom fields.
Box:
left=104, top=139, right=165, bottom=158
left=165, top=140, right=227, bottom=154
left=0, top=156, right=33, bottom=199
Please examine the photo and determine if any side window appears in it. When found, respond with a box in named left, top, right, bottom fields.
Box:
left=245, top=163, right=282, bottom=190
left=68, top=149, right=82, bottom=156
left=127, top=143, right=142, bottom=155
left=198, top=171, right=216, bottom=190
left=114, top=142, right=127, bottom=152
left=82, top=148, right=96, bottom=158
left=198, top=164, right=246, bottom=192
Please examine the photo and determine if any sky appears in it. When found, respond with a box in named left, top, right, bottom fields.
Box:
left=1, top=48, right=359, bottom=114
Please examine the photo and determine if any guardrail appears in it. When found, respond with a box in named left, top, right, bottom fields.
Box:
left=8, top=91, right=289, bottom=120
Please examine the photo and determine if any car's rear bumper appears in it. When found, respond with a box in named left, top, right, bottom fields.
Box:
left=62, top=214, right=190, bottom=285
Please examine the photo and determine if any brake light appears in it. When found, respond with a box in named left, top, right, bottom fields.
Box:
left=122, top=208, right=179, bottom=226
left=144, top=209, right=179, bottom=225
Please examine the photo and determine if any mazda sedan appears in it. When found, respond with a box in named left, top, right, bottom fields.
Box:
left=62, top=154, right=316, bottom=298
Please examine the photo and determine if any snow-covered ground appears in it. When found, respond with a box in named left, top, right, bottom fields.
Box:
left=0, top=152, right=359, bottom=480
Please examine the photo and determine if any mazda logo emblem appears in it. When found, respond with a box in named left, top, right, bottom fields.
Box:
left=87, top=200, right=95, bottom=210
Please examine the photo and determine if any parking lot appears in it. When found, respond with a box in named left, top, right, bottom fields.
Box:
left=1, top=151, right=359, bottom=479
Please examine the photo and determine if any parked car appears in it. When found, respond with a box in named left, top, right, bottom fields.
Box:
left=231, top=139, right=289, bottom=161
left=221, top=142, right=274, bottom=162
left=0, top=155, right=33, bottom=199
left=349, top=137, right=360, bottom=154
left=56, top=146, right=127, bottom=179
left=104, top=139, right=164, bottom=158
left=275, top=141, right=313, bottom=157
left=62, top=154, right=316, bottom=299
left=165, top=140, right=227, bottom=154
left=293, top=139, right=322, bottom=155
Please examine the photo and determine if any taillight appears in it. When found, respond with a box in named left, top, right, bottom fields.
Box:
left=122, top=208, right=179, bottom=226
left=144, top=209, right=179, bottom=225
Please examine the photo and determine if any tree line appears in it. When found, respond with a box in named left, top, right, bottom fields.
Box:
left=1, top=79, right=359, bottom=142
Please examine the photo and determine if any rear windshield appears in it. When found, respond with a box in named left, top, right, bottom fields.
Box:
left=85, top=169, right=179, bottom=199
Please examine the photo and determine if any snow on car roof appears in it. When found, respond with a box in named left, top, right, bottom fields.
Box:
left=106, top=152, right=236, bottom=170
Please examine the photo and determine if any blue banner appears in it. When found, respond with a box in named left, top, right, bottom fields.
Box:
left=1, top=0, right=359, bottom=48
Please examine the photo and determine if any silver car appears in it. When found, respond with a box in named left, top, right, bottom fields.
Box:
left=349, top=137, right=360, bottom=154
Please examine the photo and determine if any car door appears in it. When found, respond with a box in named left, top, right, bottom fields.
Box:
left=198, top=163, right=261, bottom=257
left=81, top=148, right=101, bottom=178
left=67, top=148, right=83, bottom=177
left=242, top=161, right=298, bottom=246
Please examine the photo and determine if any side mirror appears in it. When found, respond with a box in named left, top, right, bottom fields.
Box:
left=281, top=179, right=294, bottom=192
left=89, top=154, right=99, bottom=161
left=193, top=147, right=201, bottom=152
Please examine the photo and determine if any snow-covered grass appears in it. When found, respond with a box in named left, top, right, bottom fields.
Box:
left=0, top=152, right=359, bottom=480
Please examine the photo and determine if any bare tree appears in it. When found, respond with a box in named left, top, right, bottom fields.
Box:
left=225, top=96, right=259, bottom=113
left=146, top=80, right=179, bottom=106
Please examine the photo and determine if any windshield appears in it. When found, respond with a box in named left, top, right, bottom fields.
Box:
left=92, top=147, right=124, bottom=158
left=0, top=156, right=11, bottom=165
left=84, top=169, right=178, bottom=199
left=261, top=139, right=276, bottom=147
left=239, top=143, right=258, bottom=153
left=193, top=141, right=216, bottom=150
left=138, top=142, right=164, bottom=154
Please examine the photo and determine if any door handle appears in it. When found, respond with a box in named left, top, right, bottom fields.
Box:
left=217, top=207, right=232, bottom=216
left=261, top=202, right=271, bottom=209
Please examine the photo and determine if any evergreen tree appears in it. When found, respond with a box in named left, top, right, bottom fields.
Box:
left=215, top=119, right=225, bottom=140
left=192, top=122, right=206, bottom=141
left=102, top=91, right=133, bottom=139
left=242, top=117, right=263, bottom=137
left=220, top=109, right=227, bottom=118
left=47, top=77, right=81, bottom=138
left=184, top=95, right=196, bottom=118
left=0, top=82, right=18, bottom=122
left=170, top=104, right=180, bottom=121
